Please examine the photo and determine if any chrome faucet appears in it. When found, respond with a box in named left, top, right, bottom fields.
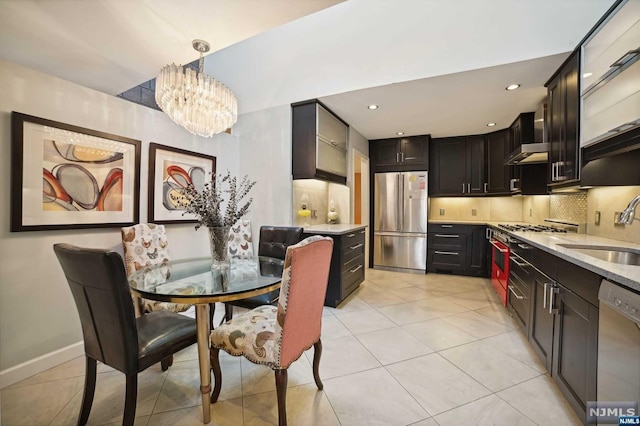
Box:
left=617, top=195, right=640, bottom=225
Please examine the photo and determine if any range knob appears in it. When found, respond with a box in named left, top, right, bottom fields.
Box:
left=614, top=298, right=622, bottom=307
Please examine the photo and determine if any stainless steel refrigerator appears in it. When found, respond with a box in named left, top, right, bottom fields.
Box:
left=373, top=171, right=428, bottom=272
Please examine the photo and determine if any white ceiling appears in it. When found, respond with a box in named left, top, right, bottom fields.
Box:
left=0, top=0, right=616, bottom=140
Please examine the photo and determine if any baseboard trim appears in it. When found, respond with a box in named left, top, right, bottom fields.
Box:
left=0, top=341, right=84, bottom=389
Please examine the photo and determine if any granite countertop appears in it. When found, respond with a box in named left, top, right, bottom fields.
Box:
left=428, top=219, right=640, bottom=291
left=303, top=224, right=367, bottom=235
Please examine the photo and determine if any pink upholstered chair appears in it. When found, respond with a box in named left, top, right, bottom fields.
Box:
left=210, top=235, right=333, bottom=426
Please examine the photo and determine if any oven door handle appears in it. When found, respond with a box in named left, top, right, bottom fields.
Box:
left=489, top=240, right=508, bottom=253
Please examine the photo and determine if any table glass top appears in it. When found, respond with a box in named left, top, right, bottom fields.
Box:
left=128, top=256, right=283, bottom=300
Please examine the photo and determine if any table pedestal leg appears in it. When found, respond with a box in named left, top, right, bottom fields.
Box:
left=195, top=304, right=211, bottom=424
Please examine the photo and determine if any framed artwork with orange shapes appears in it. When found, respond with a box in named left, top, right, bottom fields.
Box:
left=148, top=143, right=216, bottom=224
left=10, top=112, right=141, bottom=232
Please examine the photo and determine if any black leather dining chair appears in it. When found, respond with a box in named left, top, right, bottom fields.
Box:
left=224, top=226, right=303, bottom=321
left=53, top=243, right=197, bottom=426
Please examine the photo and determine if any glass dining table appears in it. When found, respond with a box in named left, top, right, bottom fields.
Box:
left=128, top=256, right=283, bottom=424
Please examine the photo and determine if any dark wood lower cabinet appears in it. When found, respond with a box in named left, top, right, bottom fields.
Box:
left=427, top=223, right=488, bottom=277
left=530, top=271, right=554, bottom=372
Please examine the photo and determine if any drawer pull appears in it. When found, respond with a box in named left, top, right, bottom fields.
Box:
left=349, top=243, right=364, bottom=250
left=434, top=251, right=458, bottom=255
left=510, top=257, right=529, bottom=268
left=517, top=243, right=532, bottom=250
left=360, top=229, right=366, bottom=234
left=441, top=225, right=453, bottom=228
left=346, top=233, right=356, bottom=237
left=435, top=234, right=459, bottom=238
left=508, top=285, right=524, bottom=300
left=349, top=264, right=364, bottom=273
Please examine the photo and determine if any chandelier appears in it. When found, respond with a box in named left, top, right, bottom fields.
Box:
left=155, top=39, right=238, bottom=137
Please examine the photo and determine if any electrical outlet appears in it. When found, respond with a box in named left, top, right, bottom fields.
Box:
left=472, top=209, right=477, bottom=216
left=529, top=208, right=532, bottom=217
left=614, top=211, right=623, bottom=226
left=439, top=208, right=445, bottom=216
left=595, top=211, right=600, bottom=225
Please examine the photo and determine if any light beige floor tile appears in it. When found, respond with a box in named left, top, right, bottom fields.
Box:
left=366, top=277, right=414, bottom=290
left=152, top=366, right=201, bottom=414
left=439, top=288, right=499, bottom=310
left=321, top=314, right=353, bottom=340
left=402, top=318, right=478, bottom=351
left=334, top=308, right=396, bottom=334
left=497, top=375, right=582, bottom=426
left=355, top=327, right=434, bottom=365
left=398, top=272, right=456, bottom=286
left=243, top=383, right=340, bottom=426
left=172, top=343, right=199, bottom=363
left=439, top=341, right=543, bottom=392
left=148, top=398, right=243, bottom=426
left=355, top=285, right=406, bottom=307
left=437, top=278, right=489, bottom=293
left=2, top=376, right=84, bottom=426
left=101, top=415, right=151, bottom=426
left=410, top=297, right=470, bottom=318
left=376, top=302, right=438, bottom=325
left=324, top=293, right=371, bottom=313
left=474, top=304, right=518, bottom=327
left=387, top=353, right=491, bottom=416
left=433, top=394, right=536, bottom=426
left=480, top=331, right=547, bottom=373
left=240, top=355, right=314, bottom=396
left=8, top=356, right=86, bottom=388
left=408, top=418, right=439, bottom=426
left=323, top=367, right=428, bottom=426
left=441, top=311, right=514, bottom=339
left=303, top=335, right=380, bottom=379
left=388, top=285, right=450, bottom=302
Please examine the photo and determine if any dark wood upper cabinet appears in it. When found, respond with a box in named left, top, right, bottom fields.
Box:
left=430, top=136, right=486, bottom=196
left=486, top=129, right=510, bottom=194
left=546, top=51, right=580, bottom=186
left=292, top=100, right=348, bottom=185
left=370, top=135, right=429, bottom=172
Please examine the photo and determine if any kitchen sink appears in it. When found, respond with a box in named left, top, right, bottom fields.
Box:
left=557, top=244, right=640, bottom=266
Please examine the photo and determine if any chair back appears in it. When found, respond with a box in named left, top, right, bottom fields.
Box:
left=54, top=243, right=139, bottom=374
left=258, top=226, right=303, bottom=260
left=121, top=223, right=170, bottom=276
left=274, top=235, right=333, bottom=368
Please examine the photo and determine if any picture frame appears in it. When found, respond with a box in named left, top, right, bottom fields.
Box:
left=148, top=143, right=216, bottom=224
left=10, top=112, right=141, bottom=232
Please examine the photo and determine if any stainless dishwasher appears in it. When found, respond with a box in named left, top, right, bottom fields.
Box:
left=597, top=279, right=640, bottom=424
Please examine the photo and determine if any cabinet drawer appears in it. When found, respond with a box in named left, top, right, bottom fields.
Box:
left=341, top=228, right=366, bottom=248
left=343, top=240, right=365, bottom=264
left=428, top=232, right=466, bottom=251
left=427, top=223, right=470, bottom=233
left=342, top=255, right=365, bottom=293
left=428, top=249, right=466, bottom=271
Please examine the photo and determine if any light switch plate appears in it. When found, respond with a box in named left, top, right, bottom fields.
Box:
left=472, top=209, right=477, bottom=216
left=595, top=211, right=600, bottom=225
left=439, top=208, right=445, bottom=216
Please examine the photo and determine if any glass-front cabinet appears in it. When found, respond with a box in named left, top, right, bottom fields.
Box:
left=316, top=104, right=347, bottom=177
left=580, top=0, right=640, bottom=147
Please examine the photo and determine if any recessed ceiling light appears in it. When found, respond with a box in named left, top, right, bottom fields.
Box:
left=367, top=104, right=379, bottom=110
left=486, top=122, right=496, bottom=127
left=583, top=72, right=593, bottom=78
left=505, top=84, right=520, bottom=91
left=396, top=132, right=404, bottom=136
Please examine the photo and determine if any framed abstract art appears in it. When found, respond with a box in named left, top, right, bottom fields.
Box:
left=148, top=143, right=216, bottom=224
left=10, top=112, right=141, bottom=232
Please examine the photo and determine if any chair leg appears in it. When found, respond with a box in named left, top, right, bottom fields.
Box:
left=312, top=339, right=323, bottom=390
left=160, top=355, right=174, bottom=371
left=77, top=355, right=97, bottom=426
left=123, top=373, right=137, bottom=426
left=225, top=304, right=234, bottom=322
left=275, top=369, right=288, bottom=426
left=209, top=303, right=216, bottom=328
left=210, top=347, right=222, bottom=403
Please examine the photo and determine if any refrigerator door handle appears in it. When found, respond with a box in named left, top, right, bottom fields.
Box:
left=396, top=174, right=402, bottom=231
left=400, top=173, right=405, bottom=231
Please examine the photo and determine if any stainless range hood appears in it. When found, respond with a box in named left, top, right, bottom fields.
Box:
left=505, top=103, right=549, bottom=165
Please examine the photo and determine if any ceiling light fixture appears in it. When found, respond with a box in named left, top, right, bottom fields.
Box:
left=155, top=39, right=237, bottom=137
left=367, top=104, right=379, bottom=110
left=487, top=122, right=496, bottom=127
left=505, top=84, right=520, bottom=91
left=396, top=132, right=404, bottom=135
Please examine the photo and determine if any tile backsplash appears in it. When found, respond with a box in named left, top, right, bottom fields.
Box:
left=292, top=179, right=350, bottom=227
left=549, top=192, right=587, bottom=224
left=428, top=196, right=524, bottom=222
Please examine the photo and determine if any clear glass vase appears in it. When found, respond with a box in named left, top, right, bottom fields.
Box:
left=208, top=226, right=230, bottom=288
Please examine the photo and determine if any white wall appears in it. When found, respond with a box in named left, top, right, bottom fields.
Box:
left=0, top=60, right=243, bottom=384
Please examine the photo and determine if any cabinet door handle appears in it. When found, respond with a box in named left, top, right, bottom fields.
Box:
left=462, top=183, right=466, bottom=193
left=396, top=152, right=401, bottom=163
left=435, top=234, right=459, bottom=238
left=484, top=183, right=488, bottom=193
left=435, top=251, right=458, bottom=255
left=400, top=152, right=405, bottom=162
left=467, top=183, right=471, bottom=193
left=549, top=285, right=559, bottom=314
left=508, top=284, right=524, bottom=300
left=350, top=243, right=364, bottom=250
left=510, top=178, right=519, bottom=191
left=486, top=228, right=492, bottom=239
left=349, top=264, right=363, bottom=273
left=543, top=283, right=548, bottom=309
